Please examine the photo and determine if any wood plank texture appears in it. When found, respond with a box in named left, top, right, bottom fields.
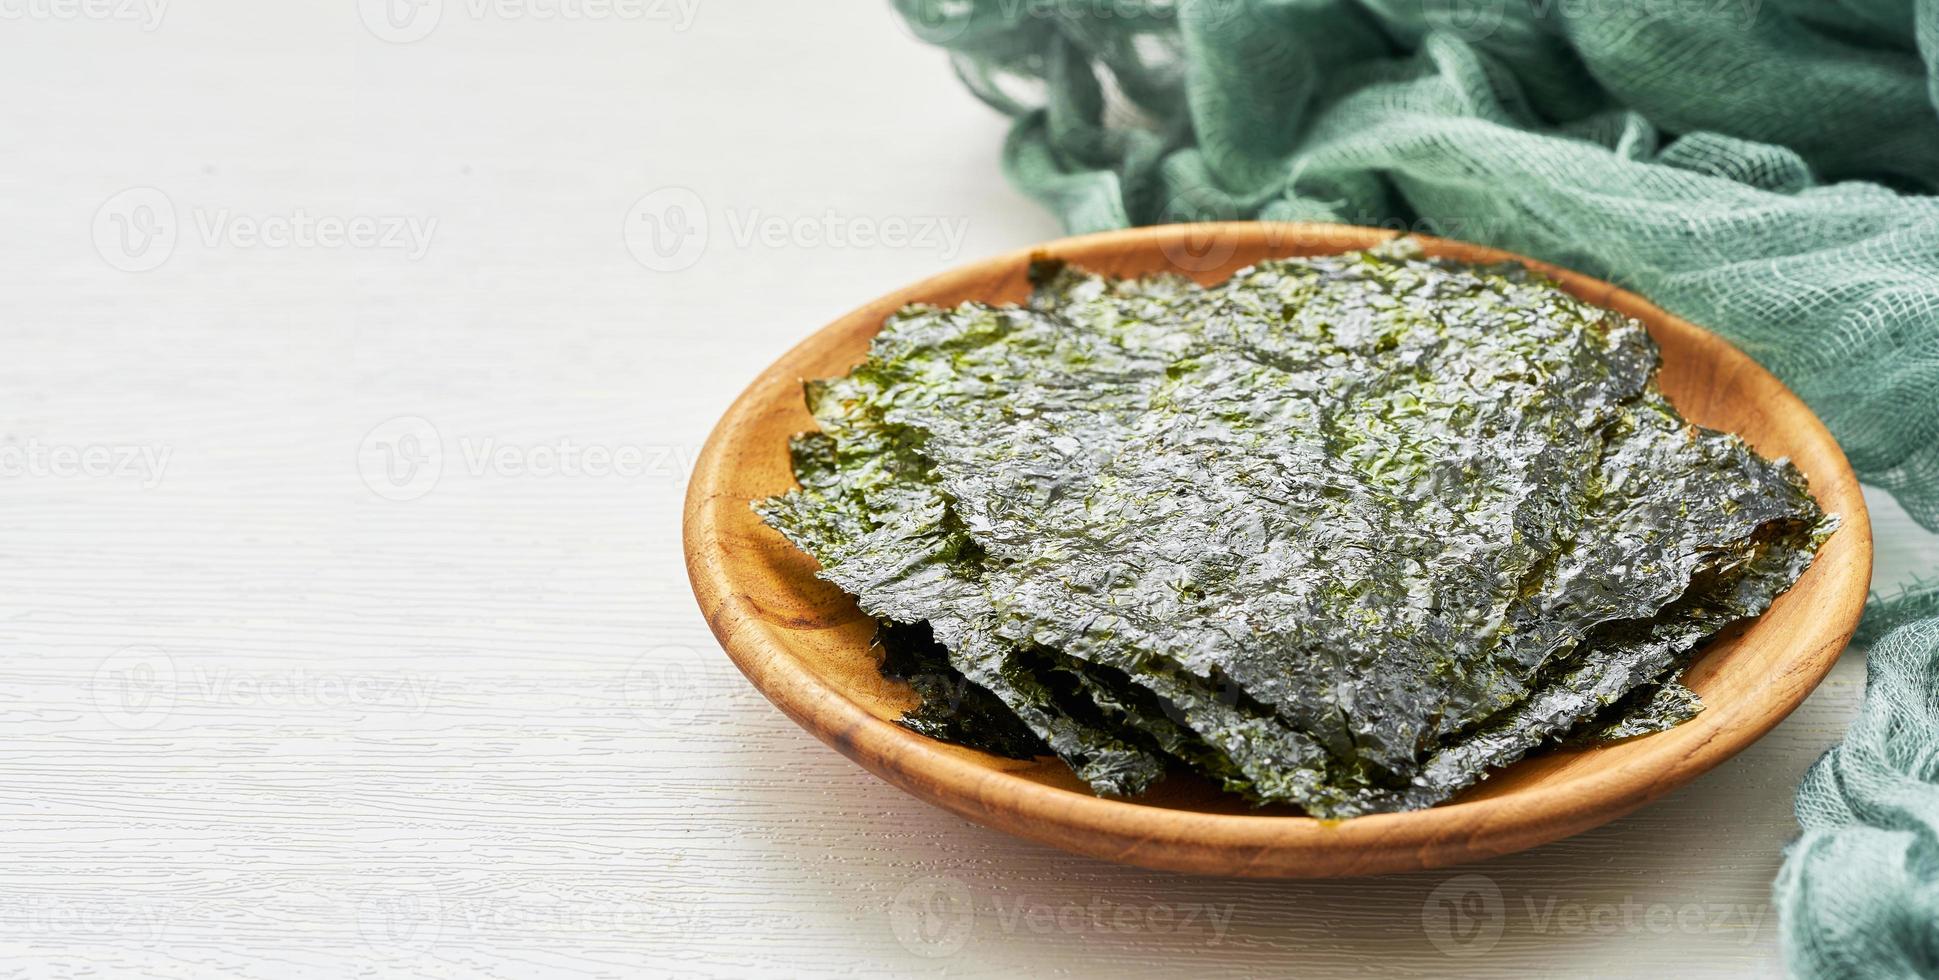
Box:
left=0, top=2, right=1930, bottom=976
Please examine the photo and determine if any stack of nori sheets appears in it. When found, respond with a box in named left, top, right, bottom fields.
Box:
left=756, top=241, right=1834, bottom=818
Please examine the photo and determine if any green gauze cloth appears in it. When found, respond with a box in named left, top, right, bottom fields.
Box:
left=890, top=0, right=1939, bottom=974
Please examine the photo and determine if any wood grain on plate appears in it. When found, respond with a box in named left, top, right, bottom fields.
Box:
left=682, top=223, right=1872, bottom=877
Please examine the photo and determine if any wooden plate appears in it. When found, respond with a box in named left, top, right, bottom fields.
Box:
left=683, top=223, right=1871, bottom=877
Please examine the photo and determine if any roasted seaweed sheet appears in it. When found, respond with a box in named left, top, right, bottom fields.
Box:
left=757, top=240, right=1833, bottom=817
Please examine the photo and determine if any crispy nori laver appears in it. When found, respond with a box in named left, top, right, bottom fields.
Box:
left=754, top=240, right=1831, bottom=815
left=1392, top=512, right=1832, bottom=809
left=760, top=485, right=1170, bottom=797
left=873, top=620, right=1048, bottom=760
left=867, top=250, right=1821, bottom=786
left=759, top=274, right=1333, bottom=800
left=1583, top=682, right=1705, bottom=741
left=757, top=399, right=1172, bottom=796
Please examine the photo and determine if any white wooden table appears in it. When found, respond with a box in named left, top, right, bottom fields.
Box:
left=0, top=3, right=1930, bottom=977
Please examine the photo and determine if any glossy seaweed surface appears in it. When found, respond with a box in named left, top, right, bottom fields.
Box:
left=756, top=241, right=1833, bottom=817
